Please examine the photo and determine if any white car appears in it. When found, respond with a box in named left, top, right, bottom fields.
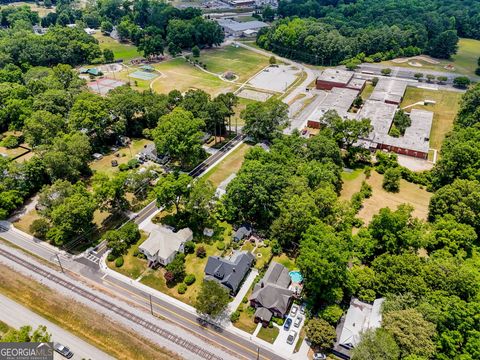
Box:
left=286, top=330, right=297, bottom=345
left=293, top=315, right=303, bottom=328
left=313, top=353, right=327, bottom=360
left=290, top=304, right=299, bottom=317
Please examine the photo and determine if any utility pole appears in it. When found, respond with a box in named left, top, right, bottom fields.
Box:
left=56, top=254, right=64, bottom=273
left=256, top=347, right=260, bottom=360
left=149, top=294, right=154, bottom=316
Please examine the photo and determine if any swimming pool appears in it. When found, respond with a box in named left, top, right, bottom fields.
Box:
left=289, top=270, right=303, bottom=283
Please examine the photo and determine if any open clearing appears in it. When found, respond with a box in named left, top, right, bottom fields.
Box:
left=152, top=58, right=237, bottom=95
left=0, top=261, right=177, bottom=360
left=8, top=1, right=55, bottom=17
left=198, top=45, right=270, bottom=82
left=93, top=33, right=143, bottom=62
left=400, top=87, right=462, bottom=150
left=341, top=170, right=432, bottom=224
left=382, top=38, right=480, bottom=78
left=203, top=143, right=251, bottom=187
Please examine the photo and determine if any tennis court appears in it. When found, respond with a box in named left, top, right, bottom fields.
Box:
left=129, top=70, right=159, bottom=80
left=88, top=78, right=126, bottom=95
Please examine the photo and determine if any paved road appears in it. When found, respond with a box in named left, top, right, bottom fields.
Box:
left=0, top=293, right=113, bottom=360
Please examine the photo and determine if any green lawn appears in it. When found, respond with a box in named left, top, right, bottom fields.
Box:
left=203, top=143, right=251, bottom=187
left=253, top=245, right=272, bottom=270
left=257, top=325, right=279, bottom=343
left=89, top=138, right=153, bottom=177
left=108, top=232, right=148, bottom=279
left=197, top=46, right=270, bottom=82
left=400, top=87, right=462, bottom=150
left=93, top=33, right=143, bottom=62
left=360, top=83, right=374, bottom=100
left=152, top=58, right=236, bottom=95
left=382, top=38, right=480, bottom=78
left=271, top=253, right=296, bottom=271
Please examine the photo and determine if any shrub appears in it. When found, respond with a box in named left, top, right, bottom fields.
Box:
left=364, top=166, right=372, bottom=178
left=216, top=242, right=225, bottom=250
left=230, top=311, right=240, bottom=323
left=1, top=135, right=19, bottom=149
left=192, top=45, right=200, bottom=58
left=127, top=158, right=139, bottom=168
left=383, top=167, right=401, bottom=192
left=164, top=271, right=175, bottom=283
left=196, top=246, right=206, bottom=258
left=30, top=218, right=50, bottom=239
left=184, top=274, right=196, bottom=286
left=184, top=241, right=195, bottom=254
left=242, top=296, right=248, bottom=304
left=272, top=317, right=284, bottom=326
left=133, top=248, right=139, bottom=257
left=372, top=77, right=379, bottom=86
left=107, top=253, right=115, bottom=262
left=177, top=283, right=187, bottom=294
left=115, top=256, right=124, bottom=267
left=268, top=321, right=273, bottom=328
left=118, top=163, right=129, bottom=171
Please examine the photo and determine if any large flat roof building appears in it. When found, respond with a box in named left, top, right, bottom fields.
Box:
left=316, top=69, right=354, bottom=90
left=217, top=19, right=268, bottom=36
left=369, top=78, right=408, bottom=104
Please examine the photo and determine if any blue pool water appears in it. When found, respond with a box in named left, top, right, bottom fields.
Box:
left=289, top=270, right=303, bottom=283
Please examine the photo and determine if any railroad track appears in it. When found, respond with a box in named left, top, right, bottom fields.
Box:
left=0, top=247, right=224, bottom=360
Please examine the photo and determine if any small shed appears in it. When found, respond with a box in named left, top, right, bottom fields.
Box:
left=86, top=68, right=102, bottom=76
left=140, top=65, right=155, bottom=72
left=233, top=225, right=252, bottom=242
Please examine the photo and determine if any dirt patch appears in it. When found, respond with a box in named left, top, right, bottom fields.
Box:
left=237, top=88, right=273, bottom=102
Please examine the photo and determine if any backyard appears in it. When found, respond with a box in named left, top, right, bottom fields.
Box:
left=400, top=87, right=462, bottom=151
left=341, top=169, right=432, bottom=223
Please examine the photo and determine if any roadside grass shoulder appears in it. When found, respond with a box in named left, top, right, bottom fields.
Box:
left=203, top=143, right=251, bottom=187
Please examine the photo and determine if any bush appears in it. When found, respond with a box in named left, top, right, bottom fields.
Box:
left=164, top=270, right=175, bottom=283
left=118, top=163, right=129, bottom=171
left=230, top=311, right=240, bottom=323
left=127, top=158, right=139, bottom=169
left=272, top=317, right=284, bottom=326
left=29, top=218, right=50, bottom=239
left=268, top=321, right=273, bottom=328
left=196, top=246, right=206, bottom=258
left=177, top=283, right=187, bottom=294
left=1, top=135, right=19, bottom=149
left=216, top=242, right=225, bottom=250
left=192, top=45, right=200, bottom=58
left=184, top=241, right=195, bottom=254
left=133, top=248, right=139, bottom=257
left=242, top=296, right=248, bottom=304
left=115, top=256, right=124, bottom=267
left=383, top=167, right=401, bottom=192
left=107, top=253, right=115, bottom=262
left=372, top=77, right=379, bottom=86
left=184, top=274, right=196, bottom=285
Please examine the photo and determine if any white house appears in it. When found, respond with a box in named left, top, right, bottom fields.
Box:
left=139, top=226, right=193, bottom=267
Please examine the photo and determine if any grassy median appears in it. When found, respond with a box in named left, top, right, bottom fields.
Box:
left=0, top=263, right=179, bottom=360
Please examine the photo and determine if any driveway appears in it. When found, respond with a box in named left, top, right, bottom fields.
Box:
left=0, top=293, right=113, bottom=360
left=273, top=305, right=306, bottom=357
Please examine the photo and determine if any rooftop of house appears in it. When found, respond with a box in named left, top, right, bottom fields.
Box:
left=139, top=226, right=192, bottom=259
left=338, top=298, right=385, bottom=349
left=233, top=225, right=252, bottom=240
left=204, top=251, right=255, bottom=293
left=216, top=19, right=268, bottom=32
left=317, top=68, right=354, bottom=85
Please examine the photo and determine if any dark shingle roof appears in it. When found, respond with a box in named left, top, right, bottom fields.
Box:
left=204, top=251, right=255, bottom=294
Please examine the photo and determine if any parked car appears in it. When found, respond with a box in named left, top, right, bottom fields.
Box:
left=294, top=316, right=303, bottom=328
left=54, top=343, right=74, bottom=359
left=300, top=306, right=305, bottom=315
left=290, top=305, right=299, bottom=317
left=313, top=353, right=327, bottom=360
left=284, top=317, right=292, bottom=330
left=286, top=330, right=297, bottom=345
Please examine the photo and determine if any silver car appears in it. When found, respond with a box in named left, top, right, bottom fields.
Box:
left=290, top=305, right=299, bottom=317
left=294, top=315, right=303, bottom=328
left=286, top=330, right=297, bottom=345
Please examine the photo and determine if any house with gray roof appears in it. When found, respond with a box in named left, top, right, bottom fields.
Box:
left=204, top=251, right=255, bottom=295
left=249, top=262, right=294, bottom=325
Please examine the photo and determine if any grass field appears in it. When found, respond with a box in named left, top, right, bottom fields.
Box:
left=9, top=1, right=55, bottom=17
left=93, top=33, right=143, bottom=62
left=152, top=58, right=236, bottom=95
left=257, top=325, right=279, bottom=343
left=0, top=262, right=178, bottom=360
left=198, top=46, right=270, bottom=82
left=271, top=253, right=296, bottom=271
left=108, top=233, right=148, bottom=279
left=341, top=170, right=432, bottom=223
left=382, top=38, right=480, bottom=78
left=400, top=87, right=462, bottom=150
left=203, top=143, right=251, bottom=187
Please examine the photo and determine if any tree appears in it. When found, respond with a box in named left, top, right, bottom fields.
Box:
left=269, top=55, right=277, bottom=65
left=165, top=253, right=186, bottom=283
left=195, top=280, right=230, bottom=318
left=104, top=229, right=128, bottom=257
left=381, top=68, right=392, bottom=76
left=297, top=223, right=349, bottom=303
left=453, top=76, right=470, bottom=89
left=352, top=329, right=400, bottom=360
left=437, top=75, right=448, bottom=84
left=103, top=49, right=114, bottom=63
left=155, top=173, right=192, bottom=213
left=23, top=110, right=65, bottom=147
left=92, top=172, right=128, bottom=213
left=192, top=45, right=200, bottom=58
left=426, top=74, right=435, bottom=82
left=262, top=6, right=275, bottom=22
left=1, top=325, right=51, bottom=343
left=323, top=110, right=372, bottom=152
left=152, top=108, right=206, bottom=169
left=185, top=179, right=215, bottom=230
left=414, top=73, right=423, bottom=81
left=382, top=167, right=401, bottom=192
left=429, top=30, right=459, bottom=59
left=242, top=98, right=289, bottom=141
left=100, top=20, right=113, bottom=34
left=383, top=309, right=436, bottom=358
left=167, top=42, right=181, bottom=57
left=304, top=318, right=337, bottom=350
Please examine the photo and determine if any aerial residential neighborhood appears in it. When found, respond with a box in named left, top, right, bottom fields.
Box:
left=0, top=0, right=479, bottom=359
